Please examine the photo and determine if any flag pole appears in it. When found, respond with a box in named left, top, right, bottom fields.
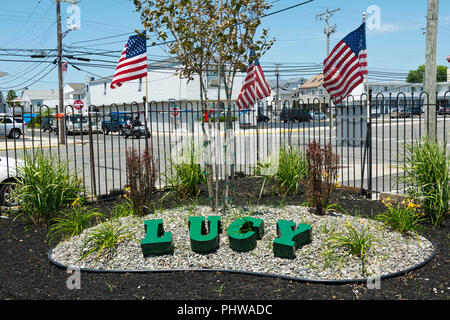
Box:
left=362, top=11, right=372, bottom=195
left=362, top=12, right=369, bottom=114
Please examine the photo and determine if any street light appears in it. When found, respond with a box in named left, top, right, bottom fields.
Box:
left=62, top=24, right=79, bottom=39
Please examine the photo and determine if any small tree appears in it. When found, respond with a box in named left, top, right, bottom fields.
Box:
left=212, top=0, right=275, bottom=207
left=6, top=89, right=18, bottom=107
left=406, top=64, right=448, bottom=83
left=133, top=0, right=274, bottom=211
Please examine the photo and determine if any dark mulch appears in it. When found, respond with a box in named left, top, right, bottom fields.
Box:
left=0, top=176, right=448, bottom=302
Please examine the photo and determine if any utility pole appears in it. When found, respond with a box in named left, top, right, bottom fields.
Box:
left=56, top=0, right=79, bottom=145
left=56, top=0, right=65, bottom=145
left=316, top=7, right=340, bottom=57
left=316, top=6, right=340, bottom=141
left=275, top=63, right=281, bottom=111
left=424, top=0, right=439, bottom=141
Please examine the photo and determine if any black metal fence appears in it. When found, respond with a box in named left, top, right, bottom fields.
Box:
left=1, top=92, right=449, bottom=204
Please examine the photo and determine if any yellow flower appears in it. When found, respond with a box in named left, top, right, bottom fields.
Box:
left=406, top=199, right=420, bottom=210
left=382, top=197, right=392, bottom=207
left=72, top=197, right=80, bottom=207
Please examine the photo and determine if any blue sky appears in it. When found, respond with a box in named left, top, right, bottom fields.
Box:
left=0, top=0, right=449, bottom=93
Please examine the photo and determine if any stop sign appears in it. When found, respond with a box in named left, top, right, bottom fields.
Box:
left=73, top=99, right=84, bottom=110
left=170, top=107, right=179, bottom=117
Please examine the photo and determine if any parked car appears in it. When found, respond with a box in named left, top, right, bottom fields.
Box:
left=42, top=117, right=57, bottom=133
left=123, top=120, right=150, bottom=139
left=102, top=113, right=130, bottom=135
left=257, top=112, right=270, bottom=122
left=437, top=105, right=450, bottom=115
left=65, top=114, right=89, bottom=135
left=309, top=111, right=327, bottom=120
left=279, top=108, right=312, bottom=122
left=0, top=157, right=22, bottom=206
left=0, top=115, right=25, bottom=139
left=390, top=106, right=423, bottom=119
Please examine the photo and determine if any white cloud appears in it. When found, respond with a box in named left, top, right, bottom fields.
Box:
left=368, top=23, right=402, bottom=33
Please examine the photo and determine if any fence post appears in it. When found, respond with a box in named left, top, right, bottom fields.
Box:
left=88, top=108, right=97, bottom=199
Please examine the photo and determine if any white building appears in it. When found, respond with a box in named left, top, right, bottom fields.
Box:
left=15, top=83, right=85, bottom=113
left=87, top=58, right=244, bottom=111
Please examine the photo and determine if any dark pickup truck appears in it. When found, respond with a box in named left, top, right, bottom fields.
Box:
left=279, top=108, right=312, bottom=122
left=101, top=113, right=131, bottom=135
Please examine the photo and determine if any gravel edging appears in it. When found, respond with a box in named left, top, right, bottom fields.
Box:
left=48, top=205, right=437, bottom=284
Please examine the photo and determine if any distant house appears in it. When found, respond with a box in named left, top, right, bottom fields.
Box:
left=291, top=74, right=329, bottom=111
left=13, top=83, right=86, bottom=114
left=19, top=89, right=59, bottom=113
left=267, top=77, right=306, bottom=100
left=64, top=83, right=85, bottom=105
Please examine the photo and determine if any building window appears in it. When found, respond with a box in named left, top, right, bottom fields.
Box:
left=138, top=78, right=142, bottom=92
left=104, top=82, right=107, bottom=95
left=319, top=89, right=323, bottom=94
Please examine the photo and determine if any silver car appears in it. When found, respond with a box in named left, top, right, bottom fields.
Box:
left=0, top=157, right=23, bottom=206
left=0, top=115, right=25, bottom=139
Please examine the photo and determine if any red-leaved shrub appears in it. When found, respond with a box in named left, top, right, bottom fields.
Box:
left=125, top=147, right=157, bottom=216
left=305, top=141, right=339, bottom=215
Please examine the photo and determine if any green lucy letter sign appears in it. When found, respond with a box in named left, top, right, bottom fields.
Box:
left=188, top=216, right=221, bottom=253
left=141, top=217, right=311, bottom=259
left=141, top=219, right=174, bottom=256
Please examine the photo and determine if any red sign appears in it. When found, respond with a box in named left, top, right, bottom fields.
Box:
left=73, top=99, right=84, bottom=110
left=170, top=107, right=179, bottom=117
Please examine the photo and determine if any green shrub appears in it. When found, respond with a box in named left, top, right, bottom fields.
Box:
left=376, top=198, right=425, bottom=235
left=125, top=147, right=157, bottom=216
left=80, top=219, right=137, bottom=261
left=397, top=137, right=449, bottom=227
left=109, top=200, right=134, bottom=219
left=11, top=151, right=85, bottom=225
left=164, top=140, right=206, bottom=199
left=277, top=146, right=308, bottom=195
left=323, top=220, right=379, bottom=274
left=47, top=199, right=103, bottom=245
left=304, top=141, right=339, bottom=215
left=257, top=146, right=308, bottom=197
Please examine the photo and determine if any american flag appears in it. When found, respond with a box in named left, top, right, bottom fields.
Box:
left=323, top=23, right=367, bottom=104
left=236, top=51, right=271, bottom=109
left=110, top=33, right=147, bottom=89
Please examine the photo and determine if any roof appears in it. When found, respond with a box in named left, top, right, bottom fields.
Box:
left=299, top=74, right=324, bottom=89
left=22, top=89, right=58, bottom=100
left=88, top=57, right=181, bottom=84
left=65, top=83, right=84, bottom=91
left=267, top=77, right=306, bottom=90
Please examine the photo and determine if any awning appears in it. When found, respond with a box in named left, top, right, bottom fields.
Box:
left=10, top=98, right=29, bottom=103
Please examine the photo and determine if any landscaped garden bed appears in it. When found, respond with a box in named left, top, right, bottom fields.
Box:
left=1, top=138, right=448, bottom=300
left=49, top=201, right=435, bottom=282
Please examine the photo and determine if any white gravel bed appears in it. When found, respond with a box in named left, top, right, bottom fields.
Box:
left=50, top=205, right=435, bottom=281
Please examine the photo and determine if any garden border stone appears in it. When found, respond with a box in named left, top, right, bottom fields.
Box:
left=47, top=234, right=438, bottom=285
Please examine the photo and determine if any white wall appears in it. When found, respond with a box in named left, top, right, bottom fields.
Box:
left=88, top=69, right=243, bottom=108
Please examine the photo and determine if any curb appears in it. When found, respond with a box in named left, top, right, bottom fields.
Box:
left=47, top=235, right=438, bottom=285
